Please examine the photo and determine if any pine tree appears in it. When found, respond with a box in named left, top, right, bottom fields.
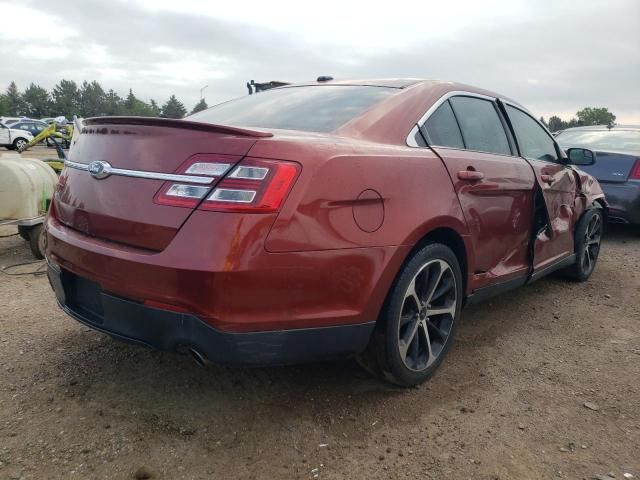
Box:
left=161, top=95, right=187, bottom=119
left=79, top=80, right=107, bottom=117
left=51, top=80, right=80, bottom=118
left=22, top=83, right=52, bottom=118
left=190, top=98, right=208, bottom=115
left=6, top=81, right=24, bottom=116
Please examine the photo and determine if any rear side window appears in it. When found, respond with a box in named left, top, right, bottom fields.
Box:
left=422, top=101, right=464, bottom=149
left=449, top=97, right=511, bottom=155
left=188, top=85, right=397, bottom=133
left=506, top=106, right=558, bottom=162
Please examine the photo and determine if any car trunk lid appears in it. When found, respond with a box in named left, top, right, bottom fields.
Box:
left=578, top=150, right=639, bottom=183
left=53, top=117, right=270, bottom=251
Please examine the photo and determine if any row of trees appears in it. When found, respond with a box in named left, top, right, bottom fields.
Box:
left=540, top=107, right=617, bottom=132
left=0, top=80, right=210, bottom=120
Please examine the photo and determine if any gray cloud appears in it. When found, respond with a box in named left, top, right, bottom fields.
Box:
left=1, top=0, right=638, bottom=121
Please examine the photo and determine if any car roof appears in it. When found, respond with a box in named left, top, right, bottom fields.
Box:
left=327, top=79, right=523, bottom=144
left=287, top=78, right=425, bottom=89
left=560, top=125, right=640, bottom=132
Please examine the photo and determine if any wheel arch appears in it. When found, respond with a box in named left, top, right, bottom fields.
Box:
left=373, top=223, right=471, bottom=330
left=407, top=227, right=469, bottom=294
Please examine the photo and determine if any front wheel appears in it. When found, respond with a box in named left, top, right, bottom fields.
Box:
left=361, top=243, right=462, bottom=386
left=564, top=206, right=603, bottom=281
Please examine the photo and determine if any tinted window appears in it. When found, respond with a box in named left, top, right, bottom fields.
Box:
left=188, top=86, right=397, bottom=133
left=507, top=106, right=558, bottom=162
left=449, top=97, right=511, bottom=155
left=410, top=127, right=428, bottom=147
left=556, top=130, right=640, bottom=155
left=423, top=101, right=464, bottom=149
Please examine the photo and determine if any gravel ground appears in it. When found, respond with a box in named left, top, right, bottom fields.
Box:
left=0, top=214, right=639, bottom=479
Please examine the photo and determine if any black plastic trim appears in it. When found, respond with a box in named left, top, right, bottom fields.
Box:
left=464, top=275, right=527, bottom=306
left=49, top=267, right=375, bottom=367
left=465, top=253, right=576, bottom=306
left=528, top=253, right=576, bottom=283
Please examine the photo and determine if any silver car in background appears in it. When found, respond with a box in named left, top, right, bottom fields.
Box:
left=556, top=125, right=640, bottom=225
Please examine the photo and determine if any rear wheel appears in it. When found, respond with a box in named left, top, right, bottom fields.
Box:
left=360, top=243, right=462, bottom=386
left=564, top=206, right=603, bottom=281
left=28, top=224, right=45, bottom=260
left=17, top=225, right=31, bottom=241
left=13, top=138, right=28, bottom=152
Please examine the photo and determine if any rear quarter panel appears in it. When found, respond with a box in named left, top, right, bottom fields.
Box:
left=248, top=137, right=469, bottom=252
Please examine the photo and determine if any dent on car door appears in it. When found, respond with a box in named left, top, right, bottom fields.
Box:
left=504, top=104, right=577, bottom=270
left=421, top=96, right=535, bottom=290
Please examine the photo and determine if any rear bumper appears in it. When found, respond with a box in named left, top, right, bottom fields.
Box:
left=601, top=181, right=640, bottom=224
left=48, top=264, right=375, bottom=366
left=46, top=208, right=408, bottom=332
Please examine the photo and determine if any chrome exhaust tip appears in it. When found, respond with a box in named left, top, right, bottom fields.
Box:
left=188, top=347, right=210, bottom=367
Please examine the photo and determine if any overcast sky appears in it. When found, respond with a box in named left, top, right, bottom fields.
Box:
left=1, top=0, right=638, bottom=122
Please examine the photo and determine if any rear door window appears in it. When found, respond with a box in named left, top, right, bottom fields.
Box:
left=422, top=101, right=464, bottom=149
left=506, top=105, right=559, bottom=162
left=449, top=96, right=512, bottom=155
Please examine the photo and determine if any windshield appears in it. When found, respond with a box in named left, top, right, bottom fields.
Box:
left=556, top=129, right=640, bottom=155
left=187, top=85, right=397, bottom=133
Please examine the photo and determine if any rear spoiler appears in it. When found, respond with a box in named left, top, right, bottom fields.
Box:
left=82, top=116, right=273, bottom=138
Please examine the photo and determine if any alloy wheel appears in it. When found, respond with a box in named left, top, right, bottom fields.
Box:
left=397, top=259, right=457, bottom=372
left=16, top=139, right=27, bottom=151
left=583, top=212, right=602, bottom=273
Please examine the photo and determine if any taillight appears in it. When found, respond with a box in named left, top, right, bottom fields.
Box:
left=199, top=159, right=300, bottom=213
left=630, top=159, right=640, bottom=180
left=154, top=154, right=300, bottom=213
left=154, top=153, right=240, bottom=208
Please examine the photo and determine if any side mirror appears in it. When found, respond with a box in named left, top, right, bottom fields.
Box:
left=566, top=147, right=596, bottom=166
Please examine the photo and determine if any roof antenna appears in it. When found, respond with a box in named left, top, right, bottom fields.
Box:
left=317, top=76, right=334, bottom=82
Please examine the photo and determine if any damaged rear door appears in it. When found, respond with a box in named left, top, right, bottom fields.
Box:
left=503, top=104, right=579, bottom=272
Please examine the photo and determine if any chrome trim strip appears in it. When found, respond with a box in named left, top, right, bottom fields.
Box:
left=406, top=90, right=498, bottom=148
left=64, top=160, right=215, bottom=185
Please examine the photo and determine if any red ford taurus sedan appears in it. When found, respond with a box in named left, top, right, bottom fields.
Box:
left=45, top=79, right=606, bottom=386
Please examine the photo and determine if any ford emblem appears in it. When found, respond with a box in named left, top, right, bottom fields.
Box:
left=88, top=160, right=112, bottom=180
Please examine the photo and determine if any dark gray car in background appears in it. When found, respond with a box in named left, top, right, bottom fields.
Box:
left=556, top=126, right=640, bottom=225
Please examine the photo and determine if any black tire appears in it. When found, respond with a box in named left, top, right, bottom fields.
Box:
left=17, top=225, right=31, bottom=241
left=564, top=206, right=603, bottom=282
left=360, top=243, right=463, bottom=386
left=28, top=224, right=45, bottom=260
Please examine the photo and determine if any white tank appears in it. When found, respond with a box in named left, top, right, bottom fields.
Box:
left=0, top=153, right=58, bottom=220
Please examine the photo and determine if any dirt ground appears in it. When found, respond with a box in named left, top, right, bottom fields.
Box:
left=1, top=199, right=639, bottom=479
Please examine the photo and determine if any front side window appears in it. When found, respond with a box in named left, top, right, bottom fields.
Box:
left=188, top=85, right=397, bottom=133
left=422, top=100, right=464, bottom=149
left=449, top=96, right=511, bottom=155
left=506, top=105, right=558, bottom=162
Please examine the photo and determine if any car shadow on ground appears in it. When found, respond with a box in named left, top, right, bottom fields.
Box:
left=35, top=275, right=561, bottom=431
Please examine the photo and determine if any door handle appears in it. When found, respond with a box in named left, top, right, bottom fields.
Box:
left=457, top=170, right=485, bottom=181
left=541, top=174, right=554, bottom=184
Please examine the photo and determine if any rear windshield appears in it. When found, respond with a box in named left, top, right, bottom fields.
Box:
left=187, top=85, right=397, bottom=133
left=556, top=129, right=640, bottom=155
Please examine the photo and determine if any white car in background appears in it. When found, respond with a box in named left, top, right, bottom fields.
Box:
left=0, top=122, right=34, bottom=150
